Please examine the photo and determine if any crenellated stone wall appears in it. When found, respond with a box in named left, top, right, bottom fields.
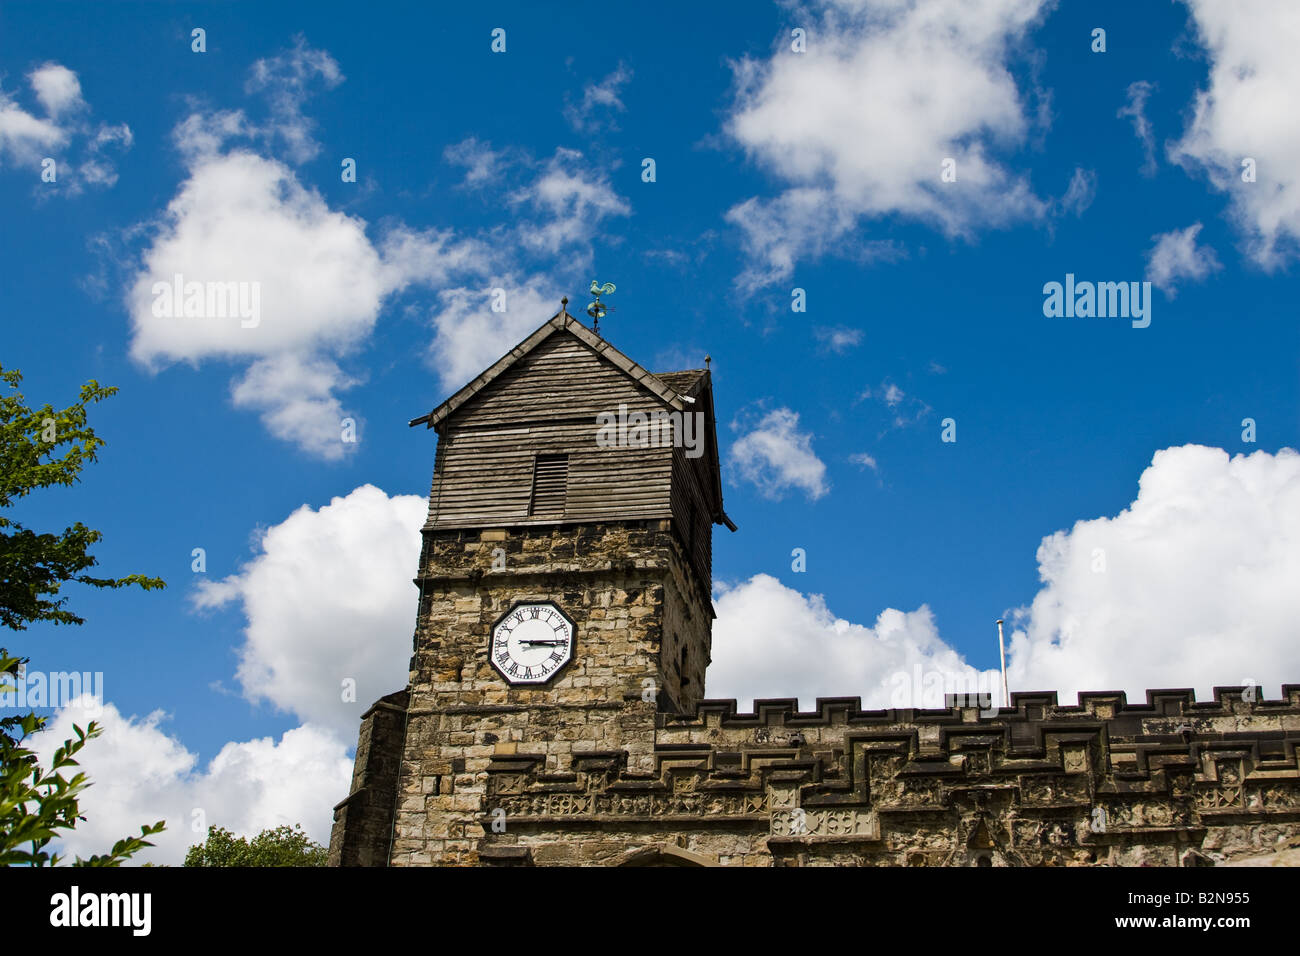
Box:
left=333, top=671, right=1300, bottom=865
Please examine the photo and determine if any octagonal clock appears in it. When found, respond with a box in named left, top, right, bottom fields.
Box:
left=489, top=601, right=575, bottom=685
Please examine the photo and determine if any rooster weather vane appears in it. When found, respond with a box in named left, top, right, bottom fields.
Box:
left=586, top=280, right=616, bottom=335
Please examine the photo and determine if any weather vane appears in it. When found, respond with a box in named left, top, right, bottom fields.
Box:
left=586, top=280, right=616, bottom=335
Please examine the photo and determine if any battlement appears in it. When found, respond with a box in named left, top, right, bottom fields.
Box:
left=663, top=685, right=1300, bottom=728
left=333, top=670, right=1300, bottom=866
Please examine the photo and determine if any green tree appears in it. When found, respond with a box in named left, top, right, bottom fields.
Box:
left=183, top=824, right=328, bottom=867
left=1, top=365, right=167, bottom=865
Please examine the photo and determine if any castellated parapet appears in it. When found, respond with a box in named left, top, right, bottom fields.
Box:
left=332, top=679, right=1300, bottom=867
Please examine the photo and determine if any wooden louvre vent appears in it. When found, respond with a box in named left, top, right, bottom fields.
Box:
left=528, top=453, right=569, bottom=517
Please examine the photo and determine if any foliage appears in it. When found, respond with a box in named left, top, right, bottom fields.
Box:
left=0, top=650, right=165, bottom=865
left=1, top=365, right=167, bottom=865
left=0, top=364, right=165, bottom=631
left=183, top=824, right=329, bottom=867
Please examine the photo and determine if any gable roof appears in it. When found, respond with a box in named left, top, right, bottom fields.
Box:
left=409, top=310, right=691, bottom=430
left=653, top=369, right=707, bottom=396
left=409, top=307, right=736, bottom=532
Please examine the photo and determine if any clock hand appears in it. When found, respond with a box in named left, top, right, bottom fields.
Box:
left=519, top=639, right=567, bottom=646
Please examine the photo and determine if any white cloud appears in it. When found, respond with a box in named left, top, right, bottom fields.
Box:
left=0, top=62, right=130, bottom=191
left=849, top=451, right=879, bottom=471
left=444, top=136, right=509, bottom=187
left=725, top=0, right=1052, bottom=286
left=229, top=355, right=361, bottom=460
left=28, top=483, right=425, bottom=865
left=1059, top=166, right=1096, bottom=216
left=418, top=146, right=632, bottom=389
left=814, top=325, right=863, bottom=353
left=511, top=147, right=630, bottom=261
left=710, top=575, right=998, bottom=710
left=859, top=380, right=931, bottom=428
left=1117, top=80, right=1157, bottom=176
left=1005, top=444, right=1300, bottom=701
left=245, top=36, right=344, bottom=163
left=710, top=444, right=1300, bottom=711
left=1146, top=222, right=1221, bottom=297
left=725, top=189, right=902, bottom=289
left=128, top=151, right=389, bottom=363
left=426, top=278, right=561, bottom=387
left=30, top=699, right=351, bottom=865
left=563, top=63, right=632, bottom=132
left=126, top=43, right=631, bottom=453
left=1170, top=0, right=1300, bottom=267
left=29, top=63, right=83, bottom=117
left=730, top=407, right=829, bottom=500
left=194, top=484, right=425, bottom=737
left=125, top=146, right=483, bottom=457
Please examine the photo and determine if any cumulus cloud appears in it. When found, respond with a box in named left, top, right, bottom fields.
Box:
left=426, top=278, right=561, bottom=386
left=730, top=407, right=828, bottom=500
left=124, top=146, right=477, bottom=458
left=229, top=355, right=361, bottom=459
left=29, top=63, right=83, bottom=117
left=29, top=699, right=351, bottom=865
left=125, top=40, right=494, bottom=459
left=724, top=0, right=1052, bottom=286
left=194, top=484, right=425, bottom=737
left=126, top=39, right=631, bottom=452
left=709, top=444, right=1300, bottom=710
left=1145, top=222, right=1221, bottom=296
left=28, top=483, right=424, bottom=865
left=710, top=575, right=999, bottom=710
left=1005, top=444, right=1300, bottom=701
left=0, top=61, right=131, bottom=192
left=1170, top=1, right=1300, bottom=267
left=128, top=150, right=389, bottom=363
left=725, top=189, right=903, bottom=289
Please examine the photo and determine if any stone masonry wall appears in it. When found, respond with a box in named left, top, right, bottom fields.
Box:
left=475, top=687, right=1300, bottom=866
left=383, top=520, right=706, bottom=865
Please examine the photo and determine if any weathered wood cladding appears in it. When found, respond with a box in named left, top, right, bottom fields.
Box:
left=671, top=445, right=713, bottom=590
left=426, top=422, right=672, bottom=527
left=445, top=332, right=660, bottom=429
left=421, top=324, right=727, bottom=599
left=663, top=376, right=723, bottom=592
left=426, top=330, right=679, bottom=530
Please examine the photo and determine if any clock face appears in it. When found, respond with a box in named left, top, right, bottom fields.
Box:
left=489, top=601, right=575, bottom=685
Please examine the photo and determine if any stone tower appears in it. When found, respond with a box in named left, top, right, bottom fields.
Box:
left=329, top=307, right=732, bottom=866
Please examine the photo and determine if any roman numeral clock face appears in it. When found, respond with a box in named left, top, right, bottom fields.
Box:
left=489, top=602, right=575, bottom=685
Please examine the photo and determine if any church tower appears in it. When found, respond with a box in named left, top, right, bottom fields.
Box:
left=329, top=305, right=732, bottom=866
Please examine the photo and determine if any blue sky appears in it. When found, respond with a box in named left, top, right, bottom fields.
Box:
left=3, top=0, right=1298, bottom=861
